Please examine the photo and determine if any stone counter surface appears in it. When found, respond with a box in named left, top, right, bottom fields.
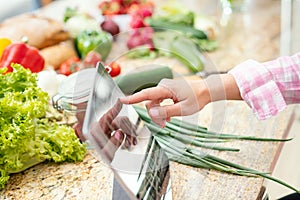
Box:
left=1, top=153, right=114, bottom=200
left=1, top=0, right=295, bottom=199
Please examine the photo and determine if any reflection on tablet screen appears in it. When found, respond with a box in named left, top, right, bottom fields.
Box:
left=82, top=63, right=172, bottom=200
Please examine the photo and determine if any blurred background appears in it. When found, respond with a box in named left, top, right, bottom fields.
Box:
left=1, top=0, right=299, bottom=56
left=0, top=0, right=300, bottom=199
left=0, top=0, right=53, bottom=21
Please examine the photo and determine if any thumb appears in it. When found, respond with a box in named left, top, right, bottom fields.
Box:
left=149, top=103, right=182, bottom=120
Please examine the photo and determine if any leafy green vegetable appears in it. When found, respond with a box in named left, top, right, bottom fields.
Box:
left=63, top=7, right=102, bottom=38
left=192, top=38, right=218, bottom=52
left=152, top=4, right=195, bottom=26
left=126, top=46, right=158, bottom=59
left=0, top=64, right=86, bottom=189
left=63, top=7, right=81, bottom=23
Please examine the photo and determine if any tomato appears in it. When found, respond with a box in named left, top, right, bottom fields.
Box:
left=108, top=62, right=121, bottom=77
left=59, top=56, right=81, bottom=76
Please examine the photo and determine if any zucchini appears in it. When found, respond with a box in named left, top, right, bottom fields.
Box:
left=146, top=18, right=207, bottom=40
left=115, top=66, right=173, bottom=95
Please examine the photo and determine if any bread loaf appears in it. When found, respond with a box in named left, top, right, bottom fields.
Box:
left=40, top=40, right=78, bottom=69
left=0, top=14, right=70, bottom=49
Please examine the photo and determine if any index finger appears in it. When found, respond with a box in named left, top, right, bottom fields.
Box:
left=98, top=99, right=123, bottom=134
left=120, top=86, right=172, bottom=104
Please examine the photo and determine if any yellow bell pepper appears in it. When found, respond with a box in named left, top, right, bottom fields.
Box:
left=0, top=38, right=12, bottom=59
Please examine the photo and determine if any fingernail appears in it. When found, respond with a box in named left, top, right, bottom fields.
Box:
left=161, top=120, right=166, bottom=128
left=125, top=139, right=130, bottom=148
left=114, top=130, right=124, bottom=141
left=119, top=97, right=127, bottom=103
left=149, top=107, right=160, bottom=117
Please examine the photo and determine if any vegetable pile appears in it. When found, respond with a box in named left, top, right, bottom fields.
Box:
left=62, top=7, right=121, bottom=77
left=98, top=0, right=154, bottom=16
left=125, top=3, right=218, bottom=73
left=134, top=106, right=300, bottom=193
left=0, top=64, right=86, bottom=189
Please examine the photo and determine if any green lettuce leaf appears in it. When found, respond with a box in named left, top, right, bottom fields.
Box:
left=0, top=64, right=86, bottom=189
left=152, top=4, right=195, bottom=26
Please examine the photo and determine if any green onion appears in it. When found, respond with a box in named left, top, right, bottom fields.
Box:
left=155, top=134, right=300, bottom=192
left=146, top=123, right=240, bottom=151
left=135, top=105, right=292, bottom=142
left=134, top=106, right=300, bottom=193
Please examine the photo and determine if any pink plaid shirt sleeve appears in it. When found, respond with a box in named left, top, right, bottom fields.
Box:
left=229, top=52, right=300, bottom=120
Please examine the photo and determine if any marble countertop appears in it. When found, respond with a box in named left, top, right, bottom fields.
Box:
left=1, top=0, right=295, bottom=199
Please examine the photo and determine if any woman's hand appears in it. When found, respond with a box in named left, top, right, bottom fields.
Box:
left=121, top=78, right=211, bottom=127
left=75, top=99, right=137, bottom=162
left=120, top=74, right=241, bottom=127
left=91, top=99, right=137, bottom=162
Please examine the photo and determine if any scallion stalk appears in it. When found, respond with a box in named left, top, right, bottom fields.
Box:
left=133, top=106, right=299, bottom=193
left=135, top=106, right=292, bottom=142
left=146, top=123, right=240, bottom=151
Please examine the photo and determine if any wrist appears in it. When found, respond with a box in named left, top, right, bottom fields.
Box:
left=205, top=74, right=242, bottom=102
left=189, top=80, right=211, bottom=110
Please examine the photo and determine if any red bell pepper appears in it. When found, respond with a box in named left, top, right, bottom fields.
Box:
left=0, top=43, right=45, bottom=73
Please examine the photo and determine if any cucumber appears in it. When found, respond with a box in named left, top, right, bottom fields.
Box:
left=152, top=31, right=204, bottom=73
left=170, top=35, right=204, bottom=73
left=146, top=18, right=207, bottom=40
left=115, top=66, right=173, bottom=95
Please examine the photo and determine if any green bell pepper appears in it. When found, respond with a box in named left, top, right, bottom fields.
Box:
left=75, top=30, right=113, bottom=61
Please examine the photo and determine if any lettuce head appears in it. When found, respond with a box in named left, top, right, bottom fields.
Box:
left=0, top=64, right=86, bottom=189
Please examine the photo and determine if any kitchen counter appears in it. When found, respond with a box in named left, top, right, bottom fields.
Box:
left=1, top=0, right=296, bottom=199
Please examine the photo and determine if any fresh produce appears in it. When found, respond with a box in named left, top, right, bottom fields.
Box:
left=133, top=106, right=300, bottom=194
left=0, top=38, right=11, bottom=59
left=63, top=7, right=101, bottom=38
left=130, top=16, right=146, bottom=29
left=169, top=34, right=205, bottom=73
left=100, top=18, right=120, bottom=36
left=75, top=30, right=112, bottom=60
left=146, top=18, right=207, bottom=40
left=107, top=61, right=121, bottom=77
left=0, top=43, right=45, bottom=73
left=37, top=69, right=67, bottom=97
left=65, top=16, right=101, bottom=38
left=58, top=56, right=81, bottom=76
left=128, top=3, right=154, bottom=29
left=128, top=2, right=153, bottom=18
left=124, top=3, right=217, bottom=73
left=58, top=52, right=102, bottom=76
left=0, top=64, right=86, bottom=189
left=126, top=27, right=154, bottom=50
left=152, top=31, right=205, bottom=73
left=126, top=45, right=157, bottom=59
left=82, top=51, right=102, bottom=68
left=63, top=7, right=83, bottom=23
left=98, top=0, right=154, bottom=16
left=116, top=66, right=173, bottom=95
left=98, top=1, right=122, bottom=15
left=151, top=4, right=195, bottom=26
